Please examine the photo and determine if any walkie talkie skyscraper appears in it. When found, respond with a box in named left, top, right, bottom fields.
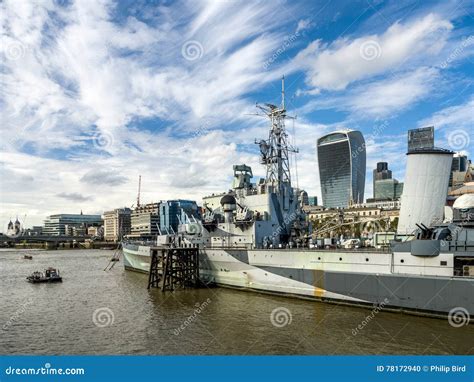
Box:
left=317, top=130, right=366, bottom=208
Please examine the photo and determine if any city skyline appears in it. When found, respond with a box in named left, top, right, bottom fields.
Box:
left=1, top=0, right=473, bottom=227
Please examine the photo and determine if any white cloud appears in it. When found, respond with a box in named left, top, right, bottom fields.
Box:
left=418, top=96, right=474, bottom=130
left=288, top=13, right=452, bottom=90
left=300, top=67, right=440, bottom=118
left=418, top=97, right=474, bottom=155
left=296, top=19, right=314, bottom=34
left=0, top=1, right=471, bottom=228
left=0, top=0, right=300, bottom=225
left=345, top=67, right=440, bottom=117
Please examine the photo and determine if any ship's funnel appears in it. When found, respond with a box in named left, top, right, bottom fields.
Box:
left=397, top=148, right=453, bottom=234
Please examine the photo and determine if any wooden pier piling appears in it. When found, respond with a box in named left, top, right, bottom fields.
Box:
left=147, top=247, right=199, bottom=291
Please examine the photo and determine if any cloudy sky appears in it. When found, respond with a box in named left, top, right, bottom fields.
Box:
left=1, top=0, right=473, bottom=228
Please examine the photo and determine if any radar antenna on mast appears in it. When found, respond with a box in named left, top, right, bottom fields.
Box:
left=282, top=75, right=285, bottom=110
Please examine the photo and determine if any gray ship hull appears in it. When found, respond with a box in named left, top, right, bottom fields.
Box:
left=122, top=244, right=474, bottom=319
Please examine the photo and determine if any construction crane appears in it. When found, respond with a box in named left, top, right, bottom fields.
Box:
left=136, top=175, right=141, bottom=208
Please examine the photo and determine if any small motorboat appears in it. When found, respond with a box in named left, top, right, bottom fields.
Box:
left=27, top=268, right=62, bottom=283
left=24, top=255, right=33, bottom=260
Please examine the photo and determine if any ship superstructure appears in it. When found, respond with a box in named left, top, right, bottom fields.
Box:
left=187, top=77, right=307, bottom=250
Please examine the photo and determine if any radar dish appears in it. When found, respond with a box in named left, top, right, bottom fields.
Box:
left=453, top=194, right=474, bottom=210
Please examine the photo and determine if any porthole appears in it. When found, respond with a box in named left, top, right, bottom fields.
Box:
left=401, top=259, right=404, bottom=263
left=339, top=257, right=342, bottom=261
left=318, top=257, right=321, bottom=260
left=440, top=261, right=447, bottom=266
left=365, top=258, right=369, bottom=262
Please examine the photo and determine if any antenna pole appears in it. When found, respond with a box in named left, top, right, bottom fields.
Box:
left=281, top=75, right=285, bottom=110
left=137, top=175, right=141, bottom=207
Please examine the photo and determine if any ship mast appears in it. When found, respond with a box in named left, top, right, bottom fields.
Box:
left=255, top=76, right=298, bottom=196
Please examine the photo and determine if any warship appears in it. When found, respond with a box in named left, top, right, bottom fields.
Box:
left=123, top=79, right=474, bottom=320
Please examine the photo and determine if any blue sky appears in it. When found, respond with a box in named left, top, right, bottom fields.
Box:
left=1, top=0, right=473, bottom=227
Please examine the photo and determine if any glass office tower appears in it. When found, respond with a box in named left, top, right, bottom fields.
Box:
left=317, top=130, right=366, bottom=208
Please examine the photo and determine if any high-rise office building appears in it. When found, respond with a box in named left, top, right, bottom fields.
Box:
left=103, top=208, right=131, bottom=242
left=43, top=213, right=103, bottom=236
left=160, top=200, right=200, bottom=234
left=317, top=130, right=366, bottom=208
left=130, top=203, right=160, bottom=238
left=373, top=162, right=392, bottom=198
left=449, top=153, right=468, bottom=189
left=407, top=126, right=434, bottom=152
left=373, top=179, right=404, bottom=200
left=299, top=190, right=309, bottom=206
left=371, top=162, right=403, bottom=201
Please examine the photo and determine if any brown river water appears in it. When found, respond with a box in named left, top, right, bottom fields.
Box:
left=0, top=249, right=472, bottom=355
